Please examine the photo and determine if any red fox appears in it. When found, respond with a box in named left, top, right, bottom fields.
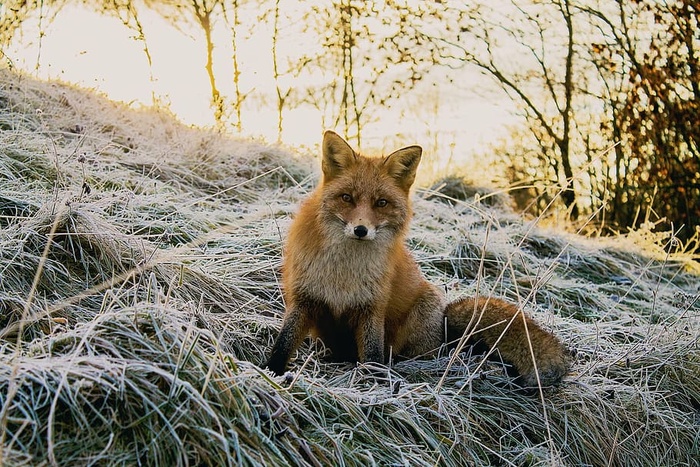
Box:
left=266, top=131, right=570, bottom=387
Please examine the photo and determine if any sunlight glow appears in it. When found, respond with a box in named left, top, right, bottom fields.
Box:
left=5, top=4, right=515, bottom=167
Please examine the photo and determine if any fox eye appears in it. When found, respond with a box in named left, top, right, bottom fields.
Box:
left=341, top=194, right=352, bottom=203
left=376, top=199, right=388, bottom=207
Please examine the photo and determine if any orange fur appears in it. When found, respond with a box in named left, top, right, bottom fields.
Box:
left=266, top=131, right=569, bottom=387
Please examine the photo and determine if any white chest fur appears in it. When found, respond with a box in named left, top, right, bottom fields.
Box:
left=297, top=240, right=388, bottom=314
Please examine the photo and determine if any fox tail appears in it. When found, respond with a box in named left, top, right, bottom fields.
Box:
left=445, top=297, right=570, bottom=387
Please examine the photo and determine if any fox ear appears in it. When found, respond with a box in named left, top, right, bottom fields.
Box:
left=384, top=145, right=422, bottom=192
left=322, top=131, right=356, bottom=181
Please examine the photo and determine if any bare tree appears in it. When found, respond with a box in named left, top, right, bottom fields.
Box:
left=142, top=0, right=226, bottom=125
left=221, top=0, right=246, bottom=132
left=431, top=0, right=698, bottom=238
left=583, top=0, right=699, bottom=239
left=270, top=0, right=290, bottom=141
left=433, top=0, right=582, bottom=219
left=0, top=0, right=54, bottom=45
left=293, top=0, right=449, bottom=146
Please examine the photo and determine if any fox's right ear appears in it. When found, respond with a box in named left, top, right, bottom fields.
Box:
left=322, top=130, right=356, bottom=181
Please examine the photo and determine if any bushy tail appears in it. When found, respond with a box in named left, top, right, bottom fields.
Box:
left=445, top=297, right=570, bottom=387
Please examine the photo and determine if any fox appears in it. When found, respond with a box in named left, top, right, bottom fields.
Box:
left=266, top=131, right=570, bottom=387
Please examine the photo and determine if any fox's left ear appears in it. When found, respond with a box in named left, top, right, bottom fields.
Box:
left=384, top=146, right=422, bottom=192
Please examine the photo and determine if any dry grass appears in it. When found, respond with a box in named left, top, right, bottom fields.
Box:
left=1, top=67, right=699, bottom=466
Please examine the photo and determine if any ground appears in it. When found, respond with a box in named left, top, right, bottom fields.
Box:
left=1, top=67, right=699, bottom=466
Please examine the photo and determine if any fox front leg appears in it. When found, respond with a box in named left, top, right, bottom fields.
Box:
left=354, top=309, right=385, bottom=365
left=266, top=308, right=310, bottom=376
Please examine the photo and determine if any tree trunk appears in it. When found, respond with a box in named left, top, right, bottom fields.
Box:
left=198, top=11, right=224, bottom=125
left=560, top=0, right=578, bottom=219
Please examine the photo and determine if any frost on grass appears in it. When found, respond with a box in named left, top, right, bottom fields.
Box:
left=1, top=68, right=699, bottom=466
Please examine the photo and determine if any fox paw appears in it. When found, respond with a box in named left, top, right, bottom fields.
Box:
left=517, top=352, right=570, bottom=388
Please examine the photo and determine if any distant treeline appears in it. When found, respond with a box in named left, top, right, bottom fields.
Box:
left=2, top=0, right=697, bottom=243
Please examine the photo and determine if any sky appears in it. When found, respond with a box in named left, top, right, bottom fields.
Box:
left=4, top=3, right=518, bottom=173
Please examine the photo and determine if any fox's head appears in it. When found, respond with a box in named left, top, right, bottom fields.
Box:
left=318, top=131, right=422, bottom=243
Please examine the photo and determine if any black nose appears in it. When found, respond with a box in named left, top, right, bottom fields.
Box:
left=354, top=225, right=368, bottom=238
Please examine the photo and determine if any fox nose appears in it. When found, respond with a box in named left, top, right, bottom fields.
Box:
left=353, top=225, right=368, bottom=238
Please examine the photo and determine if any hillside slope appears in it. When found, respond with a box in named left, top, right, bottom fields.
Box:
left=1, top=67, right=699, bottom=466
